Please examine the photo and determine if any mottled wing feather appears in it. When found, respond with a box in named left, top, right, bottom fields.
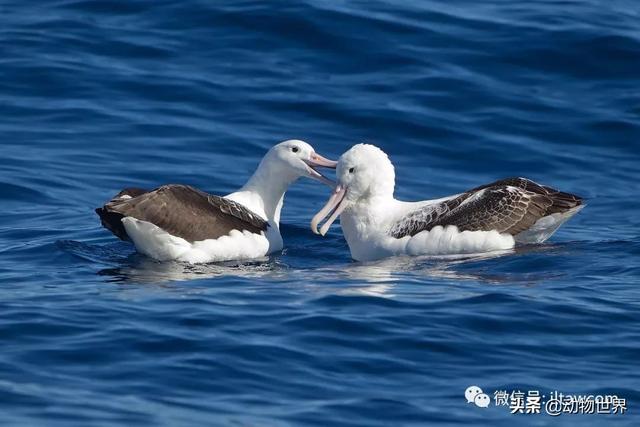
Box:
left=390, top=177, right=582, bottom=238
left=467, top=177, right=582, bottom=215
left=428, top=187, right=552, bottom=235
left=388, top=196, right=463, bottom=238
left=97, top=184, right=267, bottom=242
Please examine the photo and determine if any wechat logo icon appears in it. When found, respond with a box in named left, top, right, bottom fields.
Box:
left=465, top=386, right=490, bottom=408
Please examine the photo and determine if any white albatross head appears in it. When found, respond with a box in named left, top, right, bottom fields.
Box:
left=311, top=144, right=395, bottom=236
left=262, top=139, right=337, bottom=187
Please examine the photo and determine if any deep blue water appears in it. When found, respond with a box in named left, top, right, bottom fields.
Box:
left=1, top=1, right=640, bottom=425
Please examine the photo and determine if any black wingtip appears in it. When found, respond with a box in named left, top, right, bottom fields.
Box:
left=95, top=206, right=130, bottom=241
left=548, top=191, right=583, bottom=213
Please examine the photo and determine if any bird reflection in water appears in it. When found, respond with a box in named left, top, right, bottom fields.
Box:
left=88, top=240, right=563, bottom=293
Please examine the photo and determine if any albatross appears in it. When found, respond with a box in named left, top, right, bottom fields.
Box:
left=96, top=140, right=336, bottom=263
left=311, top=144, right=584, bottom=262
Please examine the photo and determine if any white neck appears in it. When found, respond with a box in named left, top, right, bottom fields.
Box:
left=226, top=156, right=298, bottom=226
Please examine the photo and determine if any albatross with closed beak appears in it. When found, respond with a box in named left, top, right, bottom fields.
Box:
left=97, top=140, right=336, bottom=263
left=312, top=144, right=584, bottom=262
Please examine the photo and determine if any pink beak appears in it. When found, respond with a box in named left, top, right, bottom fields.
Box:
left=304, top=152, right=337, bottom=187
left=308, top=153, right=338, bottom=168
left=311, top=184, right=348, bottom=236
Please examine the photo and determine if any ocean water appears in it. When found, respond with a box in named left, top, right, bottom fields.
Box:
left=1, top=1, right=639, bottom=425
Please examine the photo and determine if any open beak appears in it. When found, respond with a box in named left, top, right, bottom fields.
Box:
left=311, top=184, right=348, bottom=236
left=303, top=152, right=337, bottom=187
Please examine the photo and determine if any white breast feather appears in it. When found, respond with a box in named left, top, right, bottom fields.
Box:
left=122, top=217, right=272, bottom=264
left=405, top=225, right=514, bottom=256
left=341, top=201, right=516, bottom=261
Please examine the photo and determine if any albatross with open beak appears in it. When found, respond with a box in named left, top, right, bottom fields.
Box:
left=96, top=140, right=336, bottom=263
left=312, top=144, right=583, bottom=261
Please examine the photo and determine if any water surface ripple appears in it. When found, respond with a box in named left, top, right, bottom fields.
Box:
left=1, top=1, right=639, bottom=426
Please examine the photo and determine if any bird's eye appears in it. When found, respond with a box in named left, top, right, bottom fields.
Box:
left=291, top=147, right=299, bottom=153
left=349, top=167, right=355, bottom=173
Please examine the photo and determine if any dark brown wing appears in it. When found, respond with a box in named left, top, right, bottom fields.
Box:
left=465, top=177, right=583, bottom=215
left=390, top=177, right=582, bottom=238
left=96, top=184, right=268, bottom=242
left=113, top=187, right=149, bottom=199
left=95, top=187, right=151, bottom=240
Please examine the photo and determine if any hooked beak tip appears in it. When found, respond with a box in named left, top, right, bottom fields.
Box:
left=304, top=154, right=336, bottom=187
left=306, top=166, right=335, bottom=187
left=310, top=184, right=348, bottom=238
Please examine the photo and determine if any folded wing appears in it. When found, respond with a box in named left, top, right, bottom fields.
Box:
left=96, top=184, right=268, bottom=242
left=390, top=177, right=582, bottom=238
